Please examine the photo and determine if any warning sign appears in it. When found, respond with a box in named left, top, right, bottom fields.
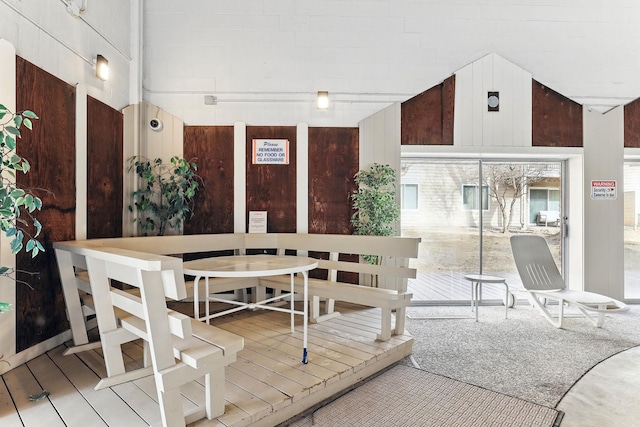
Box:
left=590, top=180, right=616, bottom=200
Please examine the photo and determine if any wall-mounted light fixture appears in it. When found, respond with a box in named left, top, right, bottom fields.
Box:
left=317, top=91, right=329, bottom=109
left=487, top=91, right=499, bottom=112
left=94, top=54, right=109, bottom=81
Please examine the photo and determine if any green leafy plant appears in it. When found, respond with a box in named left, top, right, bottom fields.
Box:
left=350, top=163, right=400, bottom=266
left=128, top=156, right=201, bottom=236
left=0, top=105, right=43, bottom=313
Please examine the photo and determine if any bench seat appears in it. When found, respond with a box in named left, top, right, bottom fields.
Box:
left=259, top=275, right=412, bottom=340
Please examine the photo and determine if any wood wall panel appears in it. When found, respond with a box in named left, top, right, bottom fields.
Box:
left=87, top=96, right=123, bottom=239
left=624, top=98, right=640, bottom=148
left=246, top=127, right=297, bottom=233
left=184, top=126, right=235, bottom=234
left=15, top=57, right=75, bottom=351
left=401, top=75, right=455, bottom=145
left=308, top=127, right=359, bottom=283
left=308, top=127, right=358, bottom=234
left=532, top=80, right=583, bottom=147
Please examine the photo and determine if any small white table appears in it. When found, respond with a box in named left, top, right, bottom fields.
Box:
left=183, top=254, right=318, bottom=364
left=464, top=274, right=510, bottom=322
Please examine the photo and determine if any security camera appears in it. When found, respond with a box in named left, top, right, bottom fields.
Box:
left=149, top=118, right=163, bottom=131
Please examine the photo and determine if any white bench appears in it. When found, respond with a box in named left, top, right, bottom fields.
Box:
left=64, top=244, right=243, bottom=426
left=55, top=233, right=420, bottom=351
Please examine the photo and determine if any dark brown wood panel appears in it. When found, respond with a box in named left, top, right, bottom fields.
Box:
left=246, top=127, right=297, bottom=233
left=308, top=127, right=358, bottom=234
left=15, top=57, right=75, bottom=351
left=532, top=80, right=583, bottom=147
left=625, top=97, right=640, bottom=148
left=184, top=126, right=235, bottom=234
left=401, top=75, right=455, bottom=145
left=87, top=96, right=123, bottom=239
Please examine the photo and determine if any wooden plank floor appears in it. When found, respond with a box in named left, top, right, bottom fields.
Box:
left=0, top=303, right=412, bottom=427
left=408, top=271, right=523, bottom=302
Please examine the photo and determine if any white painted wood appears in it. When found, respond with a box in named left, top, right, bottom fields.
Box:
left=143, top=102, right=184, bottom=162
left=78, top=246, right=243, bottom=426
left=454, top=53, right=532, bottom=148
left=75, top=84, right=88, bottom=240
left=583, top=107, right=624, bottom=299
left=0, top=38, right=17, bottom=362
left=1, top=304, right=412, bottom=427
left=297, top=122, right=309, bottom=233
left=0, top=366, right=23, bottom=427
left=27, top=352, right=108, bottom=427
left=55, top=248, right=91, bottom=348
left=453, top=64, right=471, bottom=146
left=2, top=364, right=65, bottom=426
left=234, top=122, right=247, bottom=233
left=56, top=233, right=419, bottom=346
left=48, top=346, right=149, bottom=427
left=122, top=103, right=140, bottom=237
left=358, top=102, right=402, bottom=231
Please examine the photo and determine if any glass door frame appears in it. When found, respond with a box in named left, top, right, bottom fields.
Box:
left=401, top=155, right=568, bottom=305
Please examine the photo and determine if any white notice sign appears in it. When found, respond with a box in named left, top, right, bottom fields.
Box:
left=252, top=139, right=289, bottom=164
left=590, top=180, right=617, bottom=200
left=248, top=211, right=267, bottom=233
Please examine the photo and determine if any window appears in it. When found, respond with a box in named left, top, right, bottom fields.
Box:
left=401, top=184, right=418, bottom=209
left=462, top=185, right=489, bottom=210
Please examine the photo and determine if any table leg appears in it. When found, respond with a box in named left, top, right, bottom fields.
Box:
left=504, top=282, right=509, bottom=319
left=474, top=282, right=480, bottom=322
left=193, top=276, right=201, bottom=321
left=302, top=270, right=309, bottom=364
left=470, top=282, right=474, bottom=313
left=205, top=276, right=210, bottom=323
left=290, top=273, right=294, bottom=333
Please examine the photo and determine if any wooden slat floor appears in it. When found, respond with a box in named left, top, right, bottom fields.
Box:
left=0, top=302, right=412, bottom=427
left=408, top=271, right=523, bottom=303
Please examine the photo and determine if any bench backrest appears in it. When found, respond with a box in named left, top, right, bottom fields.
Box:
left=77, top=246, right=194, bottom=372
left=57, top=233, right=420, bottom=291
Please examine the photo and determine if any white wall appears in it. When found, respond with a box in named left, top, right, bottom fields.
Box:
left=583, top=107, right=624, bottom=299
left=143, top=0, right=640, bottom=127
left=0, top=39, right=17, bottom=361
left=358, top=103, right=402, bottom=232
left=454, top=53, right=532, bottom=147
left=0, top=0, right=133, bottom=111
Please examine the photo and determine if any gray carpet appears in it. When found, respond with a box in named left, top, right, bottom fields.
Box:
left=405, top=303, right=640, bottom=407
left=284, top=303, right=639, bottom=426
left=288, top=364, right=560, bottom=427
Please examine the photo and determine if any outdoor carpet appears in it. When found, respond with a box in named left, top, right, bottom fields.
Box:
left=286, top=364, right=561, bottom=427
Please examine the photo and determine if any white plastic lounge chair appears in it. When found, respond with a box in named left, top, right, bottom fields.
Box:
left=510, top=234, right=628, bottom=328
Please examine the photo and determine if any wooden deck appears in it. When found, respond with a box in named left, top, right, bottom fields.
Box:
left=0, top=302, right=412, bottom=427
left=408, top=271, right=523, bottom=303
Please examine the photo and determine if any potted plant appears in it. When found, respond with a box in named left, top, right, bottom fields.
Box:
left=0, top=105, right=43, bottom=313
left=128, top=156, right=201, bottom=236
left=350, top=163, right=400, bottom=272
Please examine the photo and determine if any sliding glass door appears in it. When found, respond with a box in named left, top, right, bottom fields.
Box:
left=623, top=161, right=640, bottom=300
left=401, top=158, right=563, bottom=304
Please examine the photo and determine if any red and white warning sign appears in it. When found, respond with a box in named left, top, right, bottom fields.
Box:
left=590, top=180, right=616, bottom=200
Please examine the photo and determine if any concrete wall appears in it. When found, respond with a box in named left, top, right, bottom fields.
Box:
left=142, top=0, right=640, bottom=126
left=0, top=0, right=133, bottom=110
